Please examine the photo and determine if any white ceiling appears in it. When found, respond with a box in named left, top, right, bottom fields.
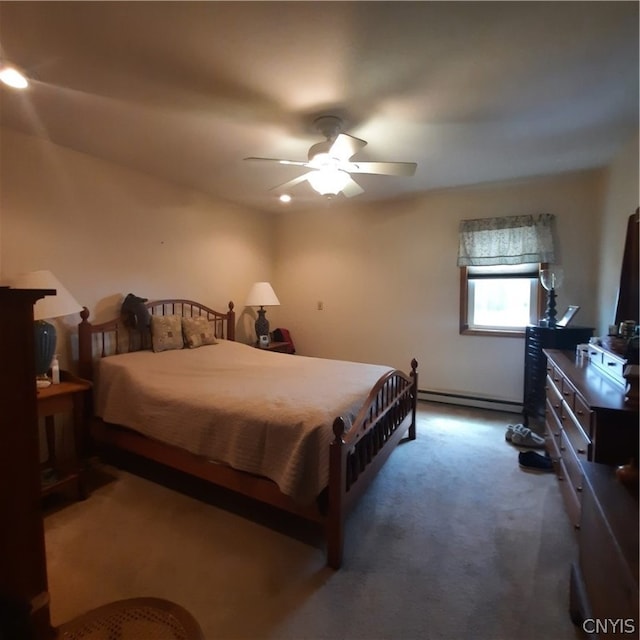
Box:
left=0, top=2, right=637, bottom=214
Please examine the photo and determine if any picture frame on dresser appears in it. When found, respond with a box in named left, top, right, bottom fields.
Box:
left=556, top=305, right=580, bottom=328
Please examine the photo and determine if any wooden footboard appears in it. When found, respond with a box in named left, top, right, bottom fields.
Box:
left=327, top=360, right=418, bottom=568
left=77, top=298, right=418, bottom=569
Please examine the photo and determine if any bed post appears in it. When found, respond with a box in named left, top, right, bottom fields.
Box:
left=409, top=358, right=418, bottom=440
left=78, top=307, right=94, bottom=382
left=226, top=301, right=235, bottom=341
left=327, top=415, right=348, bottom=569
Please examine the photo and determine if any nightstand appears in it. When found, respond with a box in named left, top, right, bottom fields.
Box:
left=255, top=341, right=294, bottom=354
left=37, top=371, right=92, bottom=500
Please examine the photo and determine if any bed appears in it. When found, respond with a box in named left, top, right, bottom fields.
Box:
left=78, top=298, right=418, bottom=569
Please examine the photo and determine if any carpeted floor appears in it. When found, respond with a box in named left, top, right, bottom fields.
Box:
left=44, top=402, right=582, bottom=639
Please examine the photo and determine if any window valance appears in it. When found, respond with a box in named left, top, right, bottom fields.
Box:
left=457, top=213, right=556, bottom=267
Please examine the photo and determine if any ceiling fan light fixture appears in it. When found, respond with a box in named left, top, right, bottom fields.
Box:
left=307, top=168, right=350, bottom=196
left=0, top=64, right=29, bottom=89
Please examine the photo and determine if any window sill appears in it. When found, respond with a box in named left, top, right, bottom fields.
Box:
left=460, top=327, right=525, bottom=338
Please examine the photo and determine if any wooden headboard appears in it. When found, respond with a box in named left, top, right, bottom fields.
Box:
left=78, top=299, right=235, bottom=381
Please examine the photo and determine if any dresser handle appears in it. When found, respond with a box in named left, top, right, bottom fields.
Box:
left=576, top=410, right=584, bottom=416
left=576, top=486, right=583, bottom=492
left=577, top=448, right=586, bottom=454
left=563, top=391, right=570, bottom=396
left=607, top=361, right=616, bottom=367
left=574, top=523, right=580, bottom=530
left=560, top=446, right=565, bottom=451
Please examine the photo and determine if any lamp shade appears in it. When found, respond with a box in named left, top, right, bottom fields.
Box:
left=11, top=270, right=83, bottom=320
left=307, top=168, right=350, bottom=196
left=245, top=282, right=280, bottom=308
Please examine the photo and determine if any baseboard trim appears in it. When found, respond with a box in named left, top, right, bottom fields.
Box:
left=418, top=389, right=522, bottom=414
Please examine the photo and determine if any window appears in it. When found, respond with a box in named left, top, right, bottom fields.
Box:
left=460, top=264, right=546, bottom=336
left=456, top=213, right=556, bottom=337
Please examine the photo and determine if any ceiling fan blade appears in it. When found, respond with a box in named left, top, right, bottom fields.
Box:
left=244, top=156, right=309, bottom=167
left=341, top=176, right=365, bottom=198
left=328, top=133, right=367, bottom=161
left=269, top=171, right=313, bottom=192
left=348, top=161, right=417, bottom=176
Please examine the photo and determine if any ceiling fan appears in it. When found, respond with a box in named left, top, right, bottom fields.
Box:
left=244, top=116, right=417, bottom=198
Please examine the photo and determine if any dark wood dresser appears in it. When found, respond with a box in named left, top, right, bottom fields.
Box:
left=569, top=462, right=638, bottom=638
left=523, top=326, right=593, bottom=427
left=543, top=348, right=638, bottom=528
left=0, top=287, right=56, bottom=639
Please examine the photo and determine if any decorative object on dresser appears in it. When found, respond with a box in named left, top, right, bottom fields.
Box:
left=10, top=270, right=83, bottom=388
left=556, top=305, right=580, bottom=328
left=245, top=281, right=280, bottom=340
left=543, top=348, right=639, bottom=530
left=569, top=462, right=638, bottom=636
left=539, top=266, right=564, bottom=327
left=522, top=325, right=594, bottom=428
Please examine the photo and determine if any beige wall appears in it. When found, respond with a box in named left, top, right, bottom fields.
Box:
left=597, top=132, right=640, bottom=332
left=2, top=126, right=637, bottom=407
left=0, top=129, right=276, bottom=366
left=274, top=171, right=606, bottom=405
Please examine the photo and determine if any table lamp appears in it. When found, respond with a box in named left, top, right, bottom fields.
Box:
left=245, top=282, right=280, bottom=341
left=540, top=267, right=564, bottom=328
left=11, top=270, right=83, bottom=387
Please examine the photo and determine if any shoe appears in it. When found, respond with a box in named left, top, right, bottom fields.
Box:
left=518, top=451, right=553, bottom=473
left=505, top=423, right=525, bottom=442
left=510, top=428, right=546, bottom=449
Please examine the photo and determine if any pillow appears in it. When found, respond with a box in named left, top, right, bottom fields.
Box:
left=151, top=315, right=184, bottom=352
left=182, top=316, right=218, bottom=349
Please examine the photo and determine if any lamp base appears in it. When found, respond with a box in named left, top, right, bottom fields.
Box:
left=255, top=307, right=270, bottom=339
left=544, top=288, right=558, bottom=328
left=34, top=319, right=57, bottom=377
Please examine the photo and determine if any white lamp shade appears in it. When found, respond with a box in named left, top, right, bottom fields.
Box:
left=11, top=270, right=83, bottom=320
left=307, top=168, right=350, bottom=196
left=245, top=282, right=280, bottom=307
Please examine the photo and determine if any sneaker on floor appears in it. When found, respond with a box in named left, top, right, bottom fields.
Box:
left=518, top=451, right=553, bottom=473
left=505, top=423, right=526, bottom=442
left=510, top=428, right=546, bottom=449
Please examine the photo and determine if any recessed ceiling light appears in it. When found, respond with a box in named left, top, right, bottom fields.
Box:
left=279, top=194, right=292, bottom=203
left=0, top=65, right=29, bottom=89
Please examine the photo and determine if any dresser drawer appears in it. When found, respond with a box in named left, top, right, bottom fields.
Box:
left=559, top=430, right=585, bottom=514
left=602, top=351, right=626, bottom=383
left=562, top=409, right=591, bottom=460
left=545, top=397, right=563, bottom=458
left=573, top=394, right=593, bottom=438
left=560, top=376, right=577, bottom=413
left=546, top=374, right=563, bottom=416
left=547, top=361, right=563, bottom=387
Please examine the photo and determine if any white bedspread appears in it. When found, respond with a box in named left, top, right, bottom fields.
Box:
left=95, top=340, right=391, bottom=504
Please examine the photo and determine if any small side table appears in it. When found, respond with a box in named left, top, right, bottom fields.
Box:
left=254, top=341, right=294, bottom=354
left=37, top=370, right=92, bottom=501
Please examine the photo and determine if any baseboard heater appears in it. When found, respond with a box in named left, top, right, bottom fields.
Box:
left=418, top=388, right=522, bottom=414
